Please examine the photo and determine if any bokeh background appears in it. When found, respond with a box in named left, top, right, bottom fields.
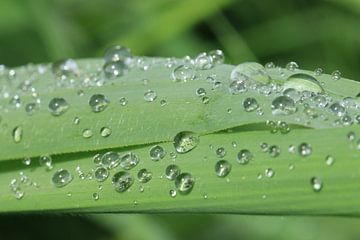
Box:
left=1, top=0, right=360, bottom=239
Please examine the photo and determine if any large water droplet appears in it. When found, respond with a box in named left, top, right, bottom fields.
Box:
left=149, top=145, right=166, bottom=161
left=89, top=94, right=109, bottom=112
left=48, top=98, right=69, bottom=116
left=175, top=173, right=195, bottom=194
left=284, top=73, right=324, bottom=93
left=271, top=96, right=297, bottom=115
left=52, top=169, right=73, bottom=187
left=165, top=164, right=181, bottom=180
left=101, top=151, right=120, bottom=169
left=230, top=62, right=270, bottom=84
left=171, top=65, right=195, bottom=82
left=120, top=152, right=139, bottom=170
left=173, top=131, right=199, bottom=153
left=215, top=160, right=232, bottom=177
left=112, top=171, right=134, bottom=192
left=237, top=149, right=253, bottom=165
left=137, top=169, right=152, bottom=183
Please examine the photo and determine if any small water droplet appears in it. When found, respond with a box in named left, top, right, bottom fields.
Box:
left=52, top=59, right=78, bottom=77
left=100, top=127, right=112, bottom=137
left=208, top=49, right=224, bottom=64
left=149, top=145, right=166, bottom=161
left=104, top=45, right=132, bottom=63
left=288, top=164, right=295, bottom=170
left=260, top=142, right=269, bottom=152
left=331, top=70, right=341, bottom=81
left=103, top=61, right=127, bottom=79
left=325, top=155, right=335, bottom=166
left=22, top=157, right=31, bottom=166
left=298, top=143, right=312, bottom=157
left=171, top=65, right=195, bottom=82
left=73, top=117, right=80, bottom=125
left=232, top=141, right=237, bottom=148
left=169, top=189, right=177, bottom=198
left=329, top=102, right=346, bottom=117
left=119, top=97, right=128, bottom=106
left=195, top=88, right=206, bottom=97
left=92, top=192, right=99, bottom=201
left=89, top=94, right=109, bottom=112
left=48, top=98, right=69, bottom=116
left=137, top=169, right=152, bottom=183
left=265, top=62, right=275, bottom=69
left=144, top=90, right=157, bottom=102
left=347, top=131, right=356, bottom=141
left=268, top=145, right=280, bottom=157
left=39, top=155, right=53, bottom=170
left=229, top=78, right=247, bottom=94
left=286, top=61, right=299, bottom=71
left=271, top=96, right=297, bottom=115
left=237, top=149, right=253, bottom=165
left=12, top=126, right=22, bottom=143
left=175, top=173, right=195, bottom=194
left=160, top=99, right=167, bottom=106
left=165, top=164, right=181, bottom=180
left=112, top=171, right=134, bottom=192
left=215, top=160, right=232, bottom=177
left=101, top=151, right=120, bottom=169
left=311, top=177, right=323, bottom=192
left=120, top=152, right=139, bottom=170
left=52, top=169, right=73, bottom=187
left=194, top=52, right=213, bottom=70
left=265, top=168, right=275, bottom=178
left=25, top=103, right=37, bottom=115
left=243, top=97, right=259, bottom=112
left=94, top=166, right=109, bottom=182
left=314, top=68, right=323, bottom=76
left=215, top=147, right=226, bottom=158
left=82, top=129, right=93, bottom=138
left=173, top=131, right=199, bottom=153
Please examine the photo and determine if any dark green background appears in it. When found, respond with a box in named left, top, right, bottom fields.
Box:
left=1, top=0, right=359, bottom=239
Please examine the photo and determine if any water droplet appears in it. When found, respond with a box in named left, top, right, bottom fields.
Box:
left=229, top=78, right=247, bottom=94
left=285, top=61, right=299, bottom=71
left=52, top=169, right=73, bottom=187
left=73, top=117, right=80, bottom=125
left=215, top=147, right=226, bottom=158
left=278, top=121, right=290, bottom=134
left=268, top=145, right=280, bottom=157
left=149, top=145, right=166, bottom=161
left=137, top=169, right=152, bottom=183
left=25, top=103, right=37, bottom=115
left=311, top=177, right=323, bottom=192
left=119, top=97, right=128, bottom=106
left=313, top=95, right=328, bottom=108
left=112, top=171, right=134, bottom=192
left=164, top=164, right=181, bottom=181
left=208, top=49, right=224, bottom=64
left=329, top=102, right=346, bottom=117
left=82, top=129, right=93, bottom=138
left=100, top=127, right=112, bottom=137
left=230, top=62, right=270, bottom=84
left=101, top=151, right=120, bottom=169
left=260, top=142, right=269, bottom=152
left=175, top=173, right=195, bottom=194
left=237, top=149, right=253, bottom=165
left=103, top=61, right=127, bottom=79
left=284, top=73, right=323, bottom=93
left=52, top=59, right=78, bottom=77
left=94, top=167, right=109, bottom=182
left=265, top=168, right=275, bottom=178
left=12, top=126, right=22, bottom=143
left=169, top=189, right=177, bottom=198
left=160, top=99, right=167, bottom=106
left=195, top=88, right=206, bottom=97
left=325, top=155, right=335, bottom=166
left=298, top=143, right=312, bottom=157
left=194, top=52, right=213, bottom=70
left=120, top=152, right=139, bottom=170
left=314, top=68, right=323, bottom=76
left=215, top=160, right=232, bottom=177
left=173, top=131, right=199, bottom=153
left=39, top=155, right=53, bottom=170
left=48, top=98, right=69, bottom=116
left=171, top=65, right=195, bottom=82
left=93, top=153, right=102, bottom=165
left=144, top=90, right=157, bottom=102
left=347, top=131, right=356, bottom=141
left=243, top=97, right=259, bottom=112
left=89, top=94, right=109, bottom=112
left=22, top=157, right=31, bottom=166
left=271, top=96, right=297, bottom=115
left=331, top=70, right=341, bottom=81
left=288, top=164, right=295, bottom=170
left=104, top=45, right=132, bottom=63
left=92, top=192, right=99, bottom=201
left=232, top=141, right=237, bottom=148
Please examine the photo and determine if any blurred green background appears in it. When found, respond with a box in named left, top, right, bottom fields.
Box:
left=1, top=0, right=360, bottom=239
